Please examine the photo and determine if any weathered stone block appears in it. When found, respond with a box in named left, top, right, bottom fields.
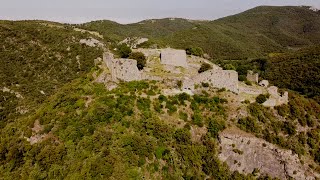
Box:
left=103, top=52, right=142, bottom=82
left=160, top=48, right=188, bottom=67
left=183, top=69, right=239, bottom=93
left=247, top=70, right=259, bottom=83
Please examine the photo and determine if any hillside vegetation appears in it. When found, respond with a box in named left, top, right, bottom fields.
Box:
left=264, top=46, right=320, bottom=101
left=218, top=45, right=320, bottom=102
left=0, top=78, right=246, bottom=179
left=1, top=73, right=319, bottom=179
left=79, top=6, right=320, bottom=59
left=0, top=21, right=103, bottom=125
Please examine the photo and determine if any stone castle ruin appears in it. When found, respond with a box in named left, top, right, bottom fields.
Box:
left=160, top=48, right=188, bottom=67
left=103, top=52, right=142, bottom=82
left=242, top=71, right=288, bottom=107
left=101, top=47, right=288, bottom=107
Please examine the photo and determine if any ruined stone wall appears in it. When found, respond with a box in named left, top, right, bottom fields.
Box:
left=239, top=85, right=263, bottom=95
left=247, top=70, right=259, bottom=83
left=263, top=86, right=289, bottom=107
left=103, top=52, right=142, bottom=82
left=160, top=48, right=188, bottom=67
left=183, top=69, right=239, bottom=93
left=133, top=49, right=160, bottom=59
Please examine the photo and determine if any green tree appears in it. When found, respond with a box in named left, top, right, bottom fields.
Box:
left=186, top=47, right=204, bottom=57
left=198, top=63, right=212, bottom=73
left=256, top=94, right=269, bottom=104
left=223, top=64, right=236, bottom=70
left=118, top=44, right=132, bottom=58
left=129, top=52, right=147, bottom=70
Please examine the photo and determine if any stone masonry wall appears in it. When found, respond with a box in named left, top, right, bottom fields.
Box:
left=183, top=69, right=239, bottom=93
left=247, top=70, right=259, bottom=83
left=161, top=48, right=188, bottom=67
left=103, top=52, right=142, bottom=82
left=263, top=86, right=289, bottom=107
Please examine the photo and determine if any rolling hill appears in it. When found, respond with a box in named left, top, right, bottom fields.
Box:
left=79, top=6, right=320, bottom=59
left=0, top=20, right=103, bottom=126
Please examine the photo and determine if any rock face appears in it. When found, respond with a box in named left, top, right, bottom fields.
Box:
left=263, top=86, right=289, bottom=107
left=218, top=128, right=319, bottom=180
left=80, top=38, right=104, bottom=48
left=103, top=52, right=142, bottom=82
left=183, top=69, right=239, bottom=93
left=247, top=70, right=259, bottom=83
left=120, top=37, right=149, bottom=48
left=160, top=48, right=188, bottom=67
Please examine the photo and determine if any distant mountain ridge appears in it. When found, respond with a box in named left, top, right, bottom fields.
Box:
left=80, top=6, right=320, bottom=59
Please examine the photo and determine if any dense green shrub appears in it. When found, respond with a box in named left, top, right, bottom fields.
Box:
left=198, top=63, right=212, bottom=73
left=238, top=75, right=246, bottom=81
left=177, top=80, right=183, bottom=89
left=165, top=101, right=178, bottom=115
left=137, top=97, right=151, bottom=112
left=208, top=118, right=226, bottom=138
left=179, top=111, right=188, bottom=121
left=282, top=122, right=297, bottom=136
left=117, top=44, right=132, bottom=58
left=174, top=128, right=191, bottom=144
left=186, top=47, right=204, bottom=57
left=256, top=94, right=269, bottom=104
left=245, top=80, right=253, bottom=86
left=238, top=117, right=260, bottom=133
left=275, top=105, right=290, bottom=117
left=223, top=64, right=236, bottom=70
left=158, top=94, right=167, bottom=102
left=128, top=52, right=147, bottom=70
left=202, top=82, right=209, bottom=88
left=192, top=112, right=203, bottom=127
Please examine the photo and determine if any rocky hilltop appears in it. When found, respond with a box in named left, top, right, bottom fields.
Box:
left=0, top=7, right=320, bottom=179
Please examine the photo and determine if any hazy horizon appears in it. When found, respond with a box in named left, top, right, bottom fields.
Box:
left=0, top=0, right=319, bottom=24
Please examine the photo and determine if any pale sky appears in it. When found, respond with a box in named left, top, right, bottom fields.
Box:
left=0, top=0, right=319, bottom=24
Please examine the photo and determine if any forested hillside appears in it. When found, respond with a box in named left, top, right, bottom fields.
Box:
left=264, top=46, right=320, bottom=102
left=0, top=21, right=103, bottom=126
left=2, top=75, right=319, bottom=179
left=218, top=45, right=320, bottom=103
left=80, top=6, right=320, bottom=59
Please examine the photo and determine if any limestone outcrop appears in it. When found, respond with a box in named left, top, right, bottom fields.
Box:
left=80, top=38, right=104, bottom=48
left=103, top=52, right=142, bottom=82
left=160, top=48, right=188, bottom=67
left=120, top=37, right=149, bottom=49
left=219, top=128, right=319, bottom=180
